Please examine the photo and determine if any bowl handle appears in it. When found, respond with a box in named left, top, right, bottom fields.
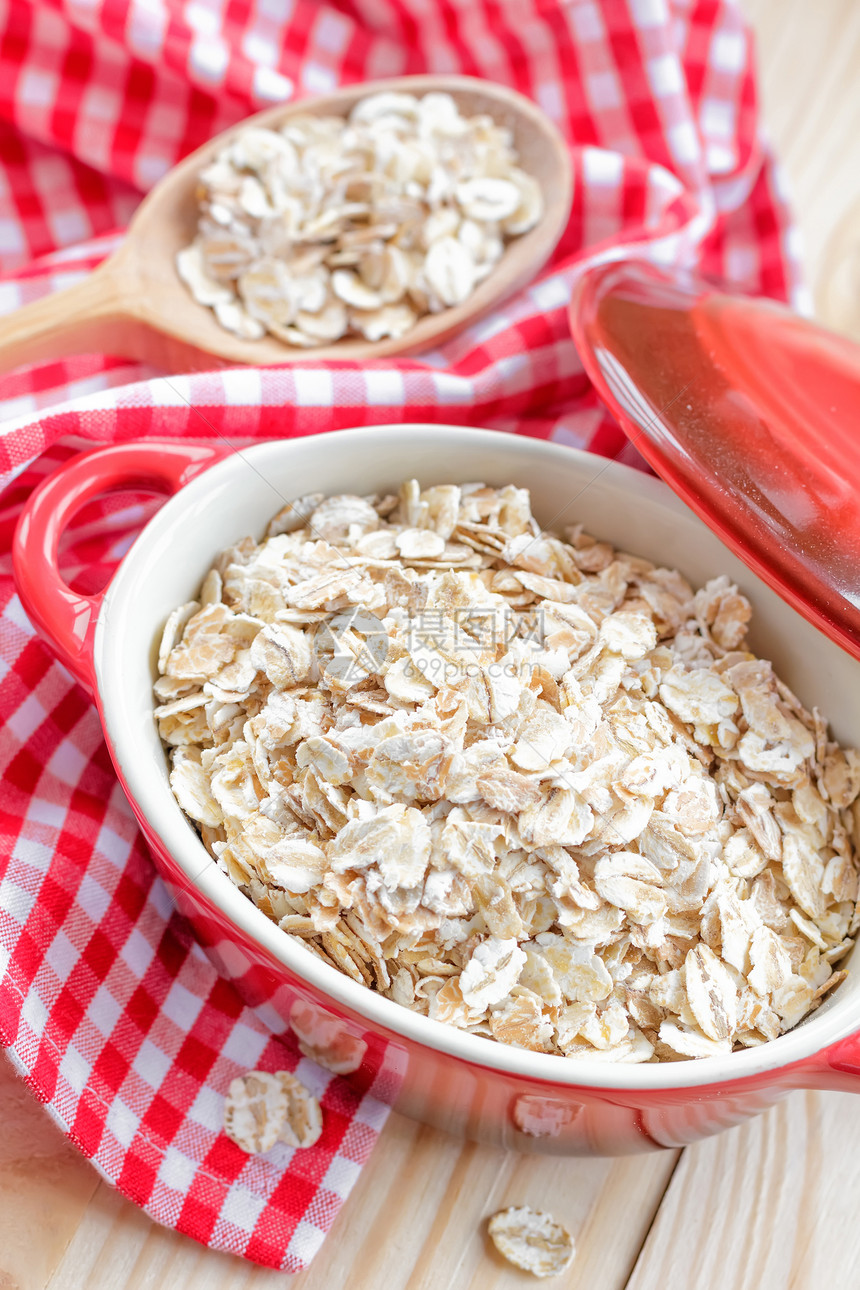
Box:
left=12, top=439, right=232, bottom=696
left=796, top=1031, right=860, bottom=1093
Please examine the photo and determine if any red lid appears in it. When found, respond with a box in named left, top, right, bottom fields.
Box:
left=569, top=260, right=860, bottom=661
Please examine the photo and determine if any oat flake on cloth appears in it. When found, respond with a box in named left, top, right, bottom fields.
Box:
left=0, top=0, right=802, bottom=1272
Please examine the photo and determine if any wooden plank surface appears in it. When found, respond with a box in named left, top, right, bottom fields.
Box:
left=4, top=3, right=860, bottom=1288
left=744, top=0, right=860, bottom=337
left=0, top=1053, right=677, bottom=1290
left=0, top=1056, right=101, bottom=1290
left=625, top=1092, right=860, bottom=1290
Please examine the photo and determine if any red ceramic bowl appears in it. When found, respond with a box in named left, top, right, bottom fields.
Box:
left=13, top=425, right=860, bottom=1156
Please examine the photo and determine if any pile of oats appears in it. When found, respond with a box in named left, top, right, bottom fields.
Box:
left=176, top=91, right=543, bottom=346
left=156, top=480, right=860, bottom=1063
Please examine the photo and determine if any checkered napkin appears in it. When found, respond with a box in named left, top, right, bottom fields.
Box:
left=0, top=0, right=802, bottom=1273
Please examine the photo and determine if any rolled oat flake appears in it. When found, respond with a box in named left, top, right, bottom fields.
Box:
left=223, top=1069, right=323, bottom=1154
left=488, top=1205, right=575, bottom=1278
left=223, top=1070, right=289, bottom=1154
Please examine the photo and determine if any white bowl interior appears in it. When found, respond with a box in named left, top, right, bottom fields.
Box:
left=95, top=425, right=860, bottom=1089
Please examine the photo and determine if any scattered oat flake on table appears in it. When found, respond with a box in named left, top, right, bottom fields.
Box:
left=224, top=1070, right=323, bottom=1153
left=223, top=1071, right=290, bottom=1154
left=290, top=999, right=368, bottom=1074
left=488, top=1206, right=575, bottom=1278
left=277, top=1070, right=324, bottom=1148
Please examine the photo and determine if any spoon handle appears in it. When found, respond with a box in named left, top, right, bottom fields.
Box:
left=0, top=261, right=134, bottom=374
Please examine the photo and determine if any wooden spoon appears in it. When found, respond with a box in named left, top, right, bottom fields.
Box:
left=0, top=75, right=573, bottom=374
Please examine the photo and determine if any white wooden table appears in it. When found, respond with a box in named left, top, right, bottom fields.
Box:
left=4, top=2, right=860, bottom=1285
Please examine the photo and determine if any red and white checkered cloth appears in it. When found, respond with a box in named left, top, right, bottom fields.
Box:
left=0, top=0, right=802, bottom=1273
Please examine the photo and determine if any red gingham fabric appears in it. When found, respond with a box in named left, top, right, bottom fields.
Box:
left=0, top=0, right=802, bottom=1273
